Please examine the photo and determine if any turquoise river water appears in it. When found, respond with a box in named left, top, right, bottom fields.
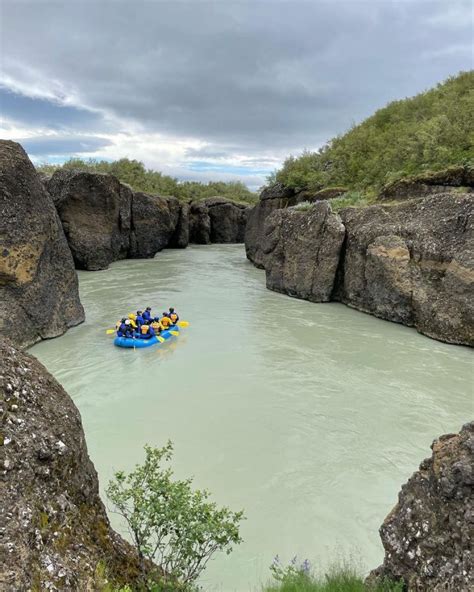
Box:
left=31, top=244, right=473, bottom=591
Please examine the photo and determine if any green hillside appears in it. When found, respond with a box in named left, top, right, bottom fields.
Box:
left=275, top=71, right=474, bottom=194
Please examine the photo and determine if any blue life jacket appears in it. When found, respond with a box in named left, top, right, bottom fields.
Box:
left=143, top=310, right=152, bottom=321
left=136, top=315, right=144, bottom=326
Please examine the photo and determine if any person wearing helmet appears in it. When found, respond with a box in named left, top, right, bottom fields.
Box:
left=151, top=317, right=163, bottom=334
left=136, top=311, right=145, bottom=327
left=116, top=318, right=128, bottom=337
left=160, top=312, right=173, bottom=329
left=143, top=307, right=152, bottom=322
left=169, top=307, right=179, bottom=324
left=140, top=323, right=156, bottom=340
left=127, top=313, right=137, bottom=329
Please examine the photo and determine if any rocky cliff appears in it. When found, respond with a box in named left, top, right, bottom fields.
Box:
left=247, top=183, right=473, bottom=346
left=46, top=169, right=250, bottom=269
left=0, top=141, right=84, bottom=348
left=369, top=422, right=474, bottom=591
left=263, top=202, right=345, bottom=301
left=0, top=338, right=146, bottom=590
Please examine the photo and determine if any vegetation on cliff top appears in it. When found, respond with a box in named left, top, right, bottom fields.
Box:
left=37, top=158, right=258, bottom=204
left=273, top=71, right=474, bottom=194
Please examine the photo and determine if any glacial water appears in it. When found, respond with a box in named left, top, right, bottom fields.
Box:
left=31, top=244, right=473, bottom=591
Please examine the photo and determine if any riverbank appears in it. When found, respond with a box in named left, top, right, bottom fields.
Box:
left=30, top=245, right=473, bottom=591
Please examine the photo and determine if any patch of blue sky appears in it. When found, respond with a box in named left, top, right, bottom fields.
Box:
left=0, top=86, right=104, bottom=130
left=187, top=161, right=272, bottom=176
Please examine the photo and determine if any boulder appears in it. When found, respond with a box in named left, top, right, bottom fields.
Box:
left=169, top=202, right=190, bottom=248
left=369, top=422, right=474, bottom=591
left=189, top=201, right=211, bottom=244
left=47, top=170, right=133, bottom=270
left=203, top=197, right=249, bottom=243
left=0, top=141, right=84, bottom=348
left=245, top=183, right=297, bottom=268
left=263, top=202, right=345, bottom=301
left=295, top=187, right=348, bottom=202
left=129, top=193, right=180, bottom=258
left=379, top=165, right=474, bottom=202
left=337, top=193, right=474, bottom=345
left=0, top=338, right=147, bottom=590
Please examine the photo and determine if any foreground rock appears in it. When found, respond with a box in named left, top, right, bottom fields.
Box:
left=263, top=202, right=345, bottom=301
left=0, top=141, right=84, bottom=348
left=0, top=338, right=147, bottom=590
left=369, top=422, right=474, bottom=591
left=378, top=165, right=474, bottom=202
left=338, top=193, right=474, bottom=345
left=245, top=183, right=297, bottom=267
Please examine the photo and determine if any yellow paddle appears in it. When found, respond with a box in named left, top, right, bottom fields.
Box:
left=177, top=321, right=189, bottom=328
left=106, top=329, right=116, bottom=335
left=169, top=330, right=179, bottom=336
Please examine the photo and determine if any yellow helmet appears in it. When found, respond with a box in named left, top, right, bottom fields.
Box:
left=128, top=313, right=136, bottom=320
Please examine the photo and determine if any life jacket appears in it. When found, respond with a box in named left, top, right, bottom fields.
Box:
left=141, top=324, right=150, bottom=335
left=170, top=313, right=178, bottom=323
left=128, top=314, right=137, bottom=328
left=161, top=316, right=172, bottom=328
left=151, top=321, right=162, bottom=332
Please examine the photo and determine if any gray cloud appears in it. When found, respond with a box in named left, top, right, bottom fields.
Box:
left=1, top=1, right=472, bottom=173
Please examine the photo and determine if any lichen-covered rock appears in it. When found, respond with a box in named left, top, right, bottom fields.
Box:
left=295, top=187, right=348, bottom=202
left=263, top=202, right=345, bottom=301
left=0, top=141, right=84, bottom=348
left=129, top=193, right=180, bottom=258
left=189, top=201, right=211, bottom=244
left=369, top=422, right=474, bottom=591
left=245, top=183, right=297, bottom=267
left=379, top=165, right=474, bottom=202
left=0, top=338, right=146, bottom=591
left=47, top=169, right=133, bottom=270
left=338, top=193, right=474, bottom=345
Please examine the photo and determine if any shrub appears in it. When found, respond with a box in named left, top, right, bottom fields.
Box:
left=106, top=442, right=244, bottom=589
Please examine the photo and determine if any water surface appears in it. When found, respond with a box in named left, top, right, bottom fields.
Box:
left=32, top=245, right=473, bottom=591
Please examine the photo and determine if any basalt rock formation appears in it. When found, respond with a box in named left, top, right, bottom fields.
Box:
left=189, top=198, right=249, bottom=244
left=247, top=182, right=473, bottom=345
left=129, top=192, right=181, bottom=258
left=263, top=202, right=345, bottom=301
left=0, top=141, right=84, bottom=348
left=369, top=422, right=474, bottom=591
left=0, top=338, right=146, bottom=591
left=245, top=182, right=297, bottom=267
left=337, top=193, right=473, bottom=345
left=378, top=165, right=474, bottom=202
left=47, top=170, right=133, bottom=270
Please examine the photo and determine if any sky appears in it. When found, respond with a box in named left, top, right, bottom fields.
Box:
left=0, top=1, right=472, bottom=189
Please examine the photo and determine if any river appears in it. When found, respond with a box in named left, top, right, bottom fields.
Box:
left=31, top=244, right=473, bottom=591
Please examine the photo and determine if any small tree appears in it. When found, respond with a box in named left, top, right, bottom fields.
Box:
left=106, top=442, right=244, bottom=586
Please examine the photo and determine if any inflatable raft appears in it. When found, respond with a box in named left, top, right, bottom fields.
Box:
left=114, top=325, right=179, bottom=348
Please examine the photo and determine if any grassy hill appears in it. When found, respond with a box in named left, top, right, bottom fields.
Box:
left=274, top=71, right=474, bottom=195
left=37, top=158, right=258, bottom=204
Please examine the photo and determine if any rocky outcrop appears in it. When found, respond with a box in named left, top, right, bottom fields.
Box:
left=129, top=193, right=181, bottom=258
left=189, top=198, right=249, bottom=244
left=0, top=141, right=84, bottom=348
left=245, top=183, right=297, bottom=267
left=169, top=202, right=189, bottom=248
left=379, top=165, right=474, bottom=202
left=369, top=422, right=474, bottom=591
left=47, top=170, right=133, bottom=270
left=338, top=193, right=473, bottom=346
left=0, top=338, right=146, bottom=590
left=295, top=187, right=348, bottom=202
left=263, top=202, right=345, bottom=301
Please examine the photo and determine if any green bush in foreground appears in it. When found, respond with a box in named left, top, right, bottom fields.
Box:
left=263, top=557, right=404, bottom=592
left=106, top=442, right=244, bottom=589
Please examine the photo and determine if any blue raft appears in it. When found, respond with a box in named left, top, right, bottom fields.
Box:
left=114, top=325, right=179, bottom=348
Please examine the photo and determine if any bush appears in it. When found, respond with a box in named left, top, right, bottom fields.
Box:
left=275, top=71, right=474, bottom=194
left=263, top=556, right=404, bottom=592
left=106, top=442, right=244, bottom=589
left=37, top=158, right=258, bottom=204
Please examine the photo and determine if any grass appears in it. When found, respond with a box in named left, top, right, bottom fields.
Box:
left=329, top=191, right=376, bottom=212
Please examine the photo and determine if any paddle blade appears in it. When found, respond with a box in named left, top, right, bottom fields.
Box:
left=169, top=330, right=179, bottom=336
left=106, top=329, right=116, bottom=335
left=157, top=336, right=165, bottom=343
left=178, top=321, right=189, bottom=328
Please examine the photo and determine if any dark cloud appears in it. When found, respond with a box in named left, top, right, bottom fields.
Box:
left=0, top=1, right=472, bottom=165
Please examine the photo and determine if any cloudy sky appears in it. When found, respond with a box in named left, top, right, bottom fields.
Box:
left=0, top=1, right=472, bottom=189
